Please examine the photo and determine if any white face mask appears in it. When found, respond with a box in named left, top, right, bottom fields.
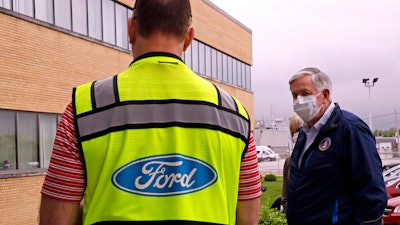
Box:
left=293, top=94, right=321, bottom=122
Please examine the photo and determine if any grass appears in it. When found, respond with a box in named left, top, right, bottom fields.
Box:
left=260, top=175, right=283, bottom=207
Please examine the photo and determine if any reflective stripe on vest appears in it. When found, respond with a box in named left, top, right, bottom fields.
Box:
left=76, top=75, right=249, bottom=144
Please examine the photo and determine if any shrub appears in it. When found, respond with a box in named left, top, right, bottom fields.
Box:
left=259, top=205, right=287, bottom=225
left=264, top=173, right=277, bottom=182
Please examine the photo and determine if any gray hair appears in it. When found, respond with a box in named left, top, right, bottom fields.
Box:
left=289, top=67, right=332, bottom=93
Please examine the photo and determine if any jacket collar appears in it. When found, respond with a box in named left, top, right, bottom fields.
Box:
left=319, top=103, right=341, bottom=133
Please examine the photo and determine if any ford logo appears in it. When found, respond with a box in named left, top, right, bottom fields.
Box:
left=112, top=154, right=218, bottom=196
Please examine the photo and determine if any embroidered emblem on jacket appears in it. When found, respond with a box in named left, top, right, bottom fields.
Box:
left=318, top=137, right=331, bottom=151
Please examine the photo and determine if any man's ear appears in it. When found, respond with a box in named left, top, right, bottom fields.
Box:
left=322, top=89, right=331, bottom=103
left=128, top=17, right=136, bottom=46
left=183, top=26, right=195, bottom=51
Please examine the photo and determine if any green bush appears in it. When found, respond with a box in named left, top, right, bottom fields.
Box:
left=259, top=205, right=287, bottom=225
left=264, top=173, right=277, bottom=182
left=260, top=176, right=282, bottom=206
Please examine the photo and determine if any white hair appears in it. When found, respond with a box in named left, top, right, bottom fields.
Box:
left=289, top=67, right=332, bottom=100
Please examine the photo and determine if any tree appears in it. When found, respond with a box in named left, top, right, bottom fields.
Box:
left=374, top=128, right=400, bottom=137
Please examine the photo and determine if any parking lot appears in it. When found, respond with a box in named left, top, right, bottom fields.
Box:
left=258, top=158, right=286, bottom=176
left=259, top=157, right=400, bottom=176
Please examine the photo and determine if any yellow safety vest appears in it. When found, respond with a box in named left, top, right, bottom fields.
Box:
left=73, top=53, right=250, bottom=225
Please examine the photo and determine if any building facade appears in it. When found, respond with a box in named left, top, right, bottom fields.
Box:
left=0, top=0, right=253, bottom=223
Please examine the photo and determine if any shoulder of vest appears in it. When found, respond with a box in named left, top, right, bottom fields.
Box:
left=73, top=75, right=119, bottom=115
left=212, top=84, right=249, bottom=120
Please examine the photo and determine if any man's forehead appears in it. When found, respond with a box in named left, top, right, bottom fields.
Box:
left=290, top=78, right=313, bottom=89
left=290, top=81, right=318, bottom=94
left=291, top=86, right=314, bottom=93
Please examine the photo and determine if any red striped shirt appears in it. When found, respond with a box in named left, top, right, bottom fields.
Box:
left=41, top=103, right=261, bottom=202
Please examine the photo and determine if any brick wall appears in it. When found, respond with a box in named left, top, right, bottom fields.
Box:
left=0, top=175, right=44, bottom=225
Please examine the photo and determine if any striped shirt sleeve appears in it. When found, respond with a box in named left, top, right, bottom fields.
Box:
left=238, top=132, right=262, bottom=200
left=41, top=103, right=262, bottom=201
left=41, top=103, right=85, bottom=202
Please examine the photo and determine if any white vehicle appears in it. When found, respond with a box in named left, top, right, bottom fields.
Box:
left=256, top=146, right=280, bottom=162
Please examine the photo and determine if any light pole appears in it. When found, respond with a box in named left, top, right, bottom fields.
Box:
left=362, top=77, right=378, bottom=131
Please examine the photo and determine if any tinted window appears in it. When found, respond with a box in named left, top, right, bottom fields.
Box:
left=34, top=0, right=54, bottom=23
left=0, top=110, right=16, bottom=170
left=192, top=40, right=199, bottom=73
left=102, top=0, right=116, bottom=45
left=116, top=4, right=128, bottom=49
left=72, top=0, right=88, bottom=35
left=54, top=0, right=71, bottom=30
left=88, top=0, right=102, bottom=40
left=13, top=0, right=33, bottom=17
left=17, top=112, right=39, bottom=170
left=1, top=0, right=12, bottom=9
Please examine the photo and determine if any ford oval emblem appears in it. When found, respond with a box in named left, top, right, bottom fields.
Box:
left=112, top=154, right=218, bottom=196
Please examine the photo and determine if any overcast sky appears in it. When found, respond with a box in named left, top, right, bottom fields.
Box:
left=209, top=0, right=400, bottom=131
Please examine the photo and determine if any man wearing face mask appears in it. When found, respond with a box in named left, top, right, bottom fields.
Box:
left=286, top=67, right=387, bottom=225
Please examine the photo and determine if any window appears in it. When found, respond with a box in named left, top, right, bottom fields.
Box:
left=72, top=0, right=88, bottom=35
left=239, top=62, right=245, bottom=88
left=128, top=8, right=133, bottom=51
left=39, top=114, right=58, bottom=168
left=12, top=0, right=33, bottom=17
left=0, top=110, right=16, bottom=170
left=205, top=45, right=212, bottom=78
left=116, top=4, right=128, bottom=49
left=217, top=51, right=223, bottom=81
left=198, top=42, right=205, bottom=75
left=34, top=0, right=53, bottom=24
left=227, top=56, right=233, bottom=84
left=17, top=112, right=39, bottom=170
left=88, top=0, right=102, bottom=40
left=184, top=44, right=192, bottom=68
left=102, top=0, right=116, bottom=45
left=192, top=40, right=199, bottom=73
left=222, top=54, right=228, bottom=82
left=232, top=60, right=238, bottom=86
left=54, top=0, right=71, bottom=30
left=0, top=0, right=12, bottom=10
left=0, top=109, right=59, bottom=171
left=180, top=41, right=252, bottom=90
left=211, top=48, right=217, bottom=79
left=245, top=65, right=251, bottom=90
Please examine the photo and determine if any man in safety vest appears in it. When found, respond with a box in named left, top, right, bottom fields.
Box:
left=39, top=0, right=262, bottom=224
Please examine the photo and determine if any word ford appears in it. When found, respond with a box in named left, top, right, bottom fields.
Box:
left=135, top=161, right=197, bottom=189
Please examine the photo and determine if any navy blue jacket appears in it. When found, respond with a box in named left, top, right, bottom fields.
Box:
left=286, top=104, right=387, bottom=225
